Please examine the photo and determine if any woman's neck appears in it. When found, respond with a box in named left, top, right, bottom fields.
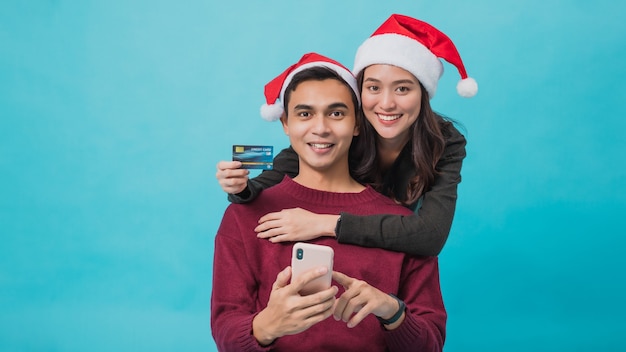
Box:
left=377, top=135, right=410, bottom=170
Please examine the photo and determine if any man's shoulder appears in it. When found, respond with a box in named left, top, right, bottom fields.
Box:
left=363, top=187, right=414, bottom=216
left=239, top=179, right=288, bottom=208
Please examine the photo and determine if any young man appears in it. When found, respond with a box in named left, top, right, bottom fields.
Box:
left=211, top=53, right=446, bottom=351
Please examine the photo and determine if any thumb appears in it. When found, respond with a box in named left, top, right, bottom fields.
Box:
left=272, top=266, right=292, bottom=290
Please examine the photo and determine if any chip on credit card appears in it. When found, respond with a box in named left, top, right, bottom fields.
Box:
left=232, top=145, right=273, bottom=170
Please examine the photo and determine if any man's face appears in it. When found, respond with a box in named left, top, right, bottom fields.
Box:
left=281, top=79, right=358, bottom=176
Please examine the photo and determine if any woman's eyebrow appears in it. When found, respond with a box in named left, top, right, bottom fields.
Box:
left=392, top=79, right=418, bottom=85
left=364, top=77, right=417, bottom=85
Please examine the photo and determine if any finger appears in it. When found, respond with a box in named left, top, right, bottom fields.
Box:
left=222, top=169, right=250, bottom=179
left=216, top=160, right=242, bottom=170
left=216, top=172, right=248, bottom=189
left=223, top=177, right=247, bottom=189
left=272, top=266, right=292, bottom=290
left=221, top=181, right=247, bottom=194
left=255, top=218, right=281, bottom=233
left=291, top=266, right=329, bottom=294
left=346, top=304, right=372, bottom=328
left=333, top=286, right=360, bottom=321
left=300, top=285, right=338, bottom=309
left=300, top=293, right=337, bottom=325
left=338, top=291, right=362, bottom=323
left=333, top=294, right=348, bottom=321
left=268, top=234, right=291, bottom=243
left=257, top=211, right=283, bottom=224
left=256, top=227, right=283, bottom=240
left=332, top=271, right=352, bottom=288
left=256, top=230, right=279, bottom=240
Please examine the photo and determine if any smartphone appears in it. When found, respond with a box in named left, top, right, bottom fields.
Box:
left=290, top=242, right=334, bottom=296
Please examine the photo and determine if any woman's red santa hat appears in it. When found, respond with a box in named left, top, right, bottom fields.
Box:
left=353, top=14, right=478, bottom=99
left=260, top=52, right=360, bottom=121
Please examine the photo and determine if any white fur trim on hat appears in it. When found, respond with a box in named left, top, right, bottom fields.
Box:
left=280, top=62, right=361, bottom=107
left=353, top=33, right=443, bottom=99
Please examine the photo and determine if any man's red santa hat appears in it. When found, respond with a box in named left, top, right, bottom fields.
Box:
left=260, top=52, right=360, bottom=121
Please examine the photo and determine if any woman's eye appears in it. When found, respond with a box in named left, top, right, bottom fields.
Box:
left=367, top=85, right=379, bottom=92
left=397, top=86, right=410, bottom=93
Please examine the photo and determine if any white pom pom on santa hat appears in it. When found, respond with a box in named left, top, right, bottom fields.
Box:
left=457, top=77, right=478, bottom=98
left=260, top=103, right=284, bottom=122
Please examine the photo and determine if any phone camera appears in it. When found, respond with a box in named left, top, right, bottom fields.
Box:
left=296, top=248, right=304, bottom=260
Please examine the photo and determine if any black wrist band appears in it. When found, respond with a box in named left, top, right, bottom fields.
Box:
left=334, top=213, right=342, bottom=239
left=376, top=294, right=406, bottom=325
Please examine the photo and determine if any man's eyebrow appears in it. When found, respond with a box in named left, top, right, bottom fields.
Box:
left=293, top=104, right=313, bottom=110
left=294, top=103, right=350, bottom=110
left=327, top=102, right=350, bottom=110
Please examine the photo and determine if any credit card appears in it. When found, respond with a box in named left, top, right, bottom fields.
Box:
left=232, top=145, right=273, bottom=170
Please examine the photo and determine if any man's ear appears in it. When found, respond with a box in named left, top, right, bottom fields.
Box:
left=353, top=111, right=360, bottom=137
left=280, top=113, right=289, bottom=135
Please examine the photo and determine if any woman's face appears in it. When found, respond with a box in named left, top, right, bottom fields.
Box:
left=360, top=64, right=422, bottom=146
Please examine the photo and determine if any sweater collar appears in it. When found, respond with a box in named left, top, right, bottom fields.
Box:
left=277, top=176, right=381, bottom=207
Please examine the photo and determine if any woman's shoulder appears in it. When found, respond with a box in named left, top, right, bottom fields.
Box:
left=437, top=115, right=465, bottom=138
left=438, top=117, right=467, bottom=153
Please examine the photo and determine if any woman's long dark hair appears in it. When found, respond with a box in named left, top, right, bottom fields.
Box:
left=350, top=71, right=447, bottom=206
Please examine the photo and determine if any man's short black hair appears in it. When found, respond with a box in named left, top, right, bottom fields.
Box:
left=282, top=66, right=359, bottom=115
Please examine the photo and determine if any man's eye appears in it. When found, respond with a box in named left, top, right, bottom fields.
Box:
left=298, top=112, right=310, bottom=117
left=330, top=111, right=345, bottom=117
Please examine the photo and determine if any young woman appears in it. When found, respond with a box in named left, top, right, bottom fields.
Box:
left=216, top=14, right=477, bottom=257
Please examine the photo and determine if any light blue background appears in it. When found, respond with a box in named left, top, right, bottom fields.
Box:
left=1, top=1, right=625, bottom=351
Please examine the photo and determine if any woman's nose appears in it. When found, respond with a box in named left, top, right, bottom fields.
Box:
left=379, top=91, right=396, bottom=110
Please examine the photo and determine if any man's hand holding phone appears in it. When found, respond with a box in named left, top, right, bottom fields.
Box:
left=252, top=265, right=337, bottom=346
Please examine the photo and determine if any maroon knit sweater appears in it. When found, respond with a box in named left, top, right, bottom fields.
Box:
left=211, top=177, right=446, bottom=351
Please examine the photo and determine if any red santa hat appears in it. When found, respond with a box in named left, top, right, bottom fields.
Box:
left=353, top=14, right=477, bottom=99
left=260, top=52, right=360, bottom=121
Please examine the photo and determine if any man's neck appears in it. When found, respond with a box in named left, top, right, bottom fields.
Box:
left=293, top=165, right=364, bottom=193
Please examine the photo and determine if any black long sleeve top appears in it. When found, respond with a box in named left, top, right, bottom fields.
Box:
left=227, top=123, right=466, bottom=256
